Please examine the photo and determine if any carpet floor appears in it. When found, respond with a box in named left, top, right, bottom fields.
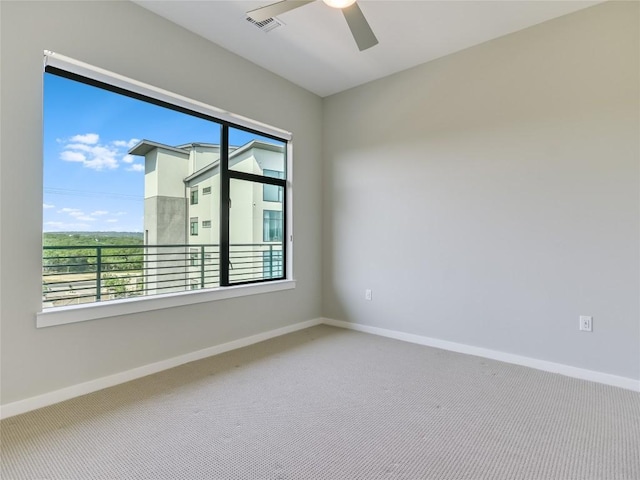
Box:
left=1, top=325, right=639, bottom=479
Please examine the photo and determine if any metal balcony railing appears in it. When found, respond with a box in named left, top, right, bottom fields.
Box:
left=42, top=243, right=283, bottom=308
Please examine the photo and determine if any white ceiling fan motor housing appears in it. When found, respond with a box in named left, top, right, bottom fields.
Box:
left=323, top=0, right=356, bottom=9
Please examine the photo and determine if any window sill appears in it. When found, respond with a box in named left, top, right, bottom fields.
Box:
left=36, top=280, right=296, bottom=328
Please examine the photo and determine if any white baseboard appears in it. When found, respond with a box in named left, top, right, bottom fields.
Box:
left=322, top=318, right=640, bottom=393
left=0, top=318, right=323, bottom=419
left=3, top=316, right=636, bottom=419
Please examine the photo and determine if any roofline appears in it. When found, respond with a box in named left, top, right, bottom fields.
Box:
left=229, top=140, right=284, bottom=158
left=128, top=140, right=190, bottom=157
left=184, top=159, right=220, bottom=183
left=130, top=139, right=283, bottom=157
left=183, top=140, right=284, bottom=183
left=175, top=143, right=221, bottom=150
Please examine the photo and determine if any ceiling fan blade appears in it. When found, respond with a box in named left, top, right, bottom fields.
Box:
left=342, top=2, right=378, bottom=51
left=247, top=0, right=315, bottom=23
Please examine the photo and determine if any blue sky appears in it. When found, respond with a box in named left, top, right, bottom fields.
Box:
left=44, top=72, right=274, bottom=233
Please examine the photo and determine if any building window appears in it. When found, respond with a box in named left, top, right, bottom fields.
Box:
left=41, top=52, right=291, bottom=317
left=263, top=169, right=284, bottom=202
left=263, top=210, right=283, bottom=242
left=189, top=248, right=199, bottom=266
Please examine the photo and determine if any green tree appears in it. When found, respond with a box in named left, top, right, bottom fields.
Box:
left=103, top=273, right=129, bottom=298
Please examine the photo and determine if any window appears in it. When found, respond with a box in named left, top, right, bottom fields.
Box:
left=40, top=52, right=292, bottom=322
left=190, top=248, right=199, bottom=267
left=263, top=210, right=283, bottom=242
left=227, top=126, right=287, bottom=284
left=263, top=169, right=284, bottom=202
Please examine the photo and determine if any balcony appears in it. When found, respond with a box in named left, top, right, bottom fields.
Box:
left=42, top=243, right=284, bottom=308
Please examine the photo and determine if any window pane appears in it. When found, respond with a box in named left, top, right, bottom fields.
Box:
left=263, top=210, right=283, bottom=242
left=190, top=248, right=199, bottom=266
left=190, top=217, right=199, bottom=236
left=228, top=128, right=286, bottom=176
left=264, top=169, right=285, bottom=179
left=229, top=178, right=284, bottom=284
left=263, top=169, right=284, bottom=202
left=43, top=71, right=222, bottom=305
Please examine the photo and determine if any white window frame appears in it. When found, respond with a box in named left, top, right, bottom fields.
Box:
left=37, top=52, right=295, bottom=328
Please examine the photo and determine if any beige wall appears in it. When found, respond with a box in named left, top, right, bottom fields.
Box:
left=323, top=1, right=639, bottom=380
left=190, top=145, right=220, bottom=173
left=152, top=150, right=189, bottom=198
left=0, top=0, right=323, bottom=405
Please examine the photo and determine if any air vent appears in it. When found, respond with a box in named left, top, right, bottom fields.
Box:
left=246, top=16, right=283, bottom=33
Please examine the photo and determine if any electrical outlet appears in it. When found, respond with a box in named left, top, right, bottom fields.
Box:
left=365, top=289, right=372, bottom=301
left=579, top=315, right=592, bottom=332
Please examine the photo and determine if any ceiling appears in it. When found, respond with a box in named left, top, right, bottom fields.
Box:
left=134, top=0, right=602, bottom=97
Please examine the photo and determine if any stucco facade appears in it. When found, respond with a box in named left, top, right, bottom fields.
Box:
left=130, top=140, right=285, bottom=293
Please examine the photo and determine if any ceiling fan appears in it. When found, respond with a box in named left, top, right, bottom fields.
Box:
left=247, top=0, right=378, bottom=51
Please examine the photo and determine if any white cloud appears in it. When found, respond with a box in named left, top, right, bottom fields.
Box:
left=61, top=151, right=86, bottom=163
left=113, top=138, right=140, bottom=148
left=58, top=207, right=82, bottom=214
left=115, top=211, right=127, bottom=216
left=122, top=154, right=135, bottom=164
left=84, top=145, right=119, bottom=170
left=127, top=163, right=145, bottom=172
left=60, top=135, right=121, bottom=171
left=70, top=133, right=99, bottom=145
left=59, top=208, right=95, bottom=222
left=106, top=219, right=118, bottom=223
left=85, top=158, right=118, bottom=170
left=43, top=203, right=55, bottom=209
left=91, top=210, right=109, bottom=216
left=65, top=143, right=92, bottom=152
